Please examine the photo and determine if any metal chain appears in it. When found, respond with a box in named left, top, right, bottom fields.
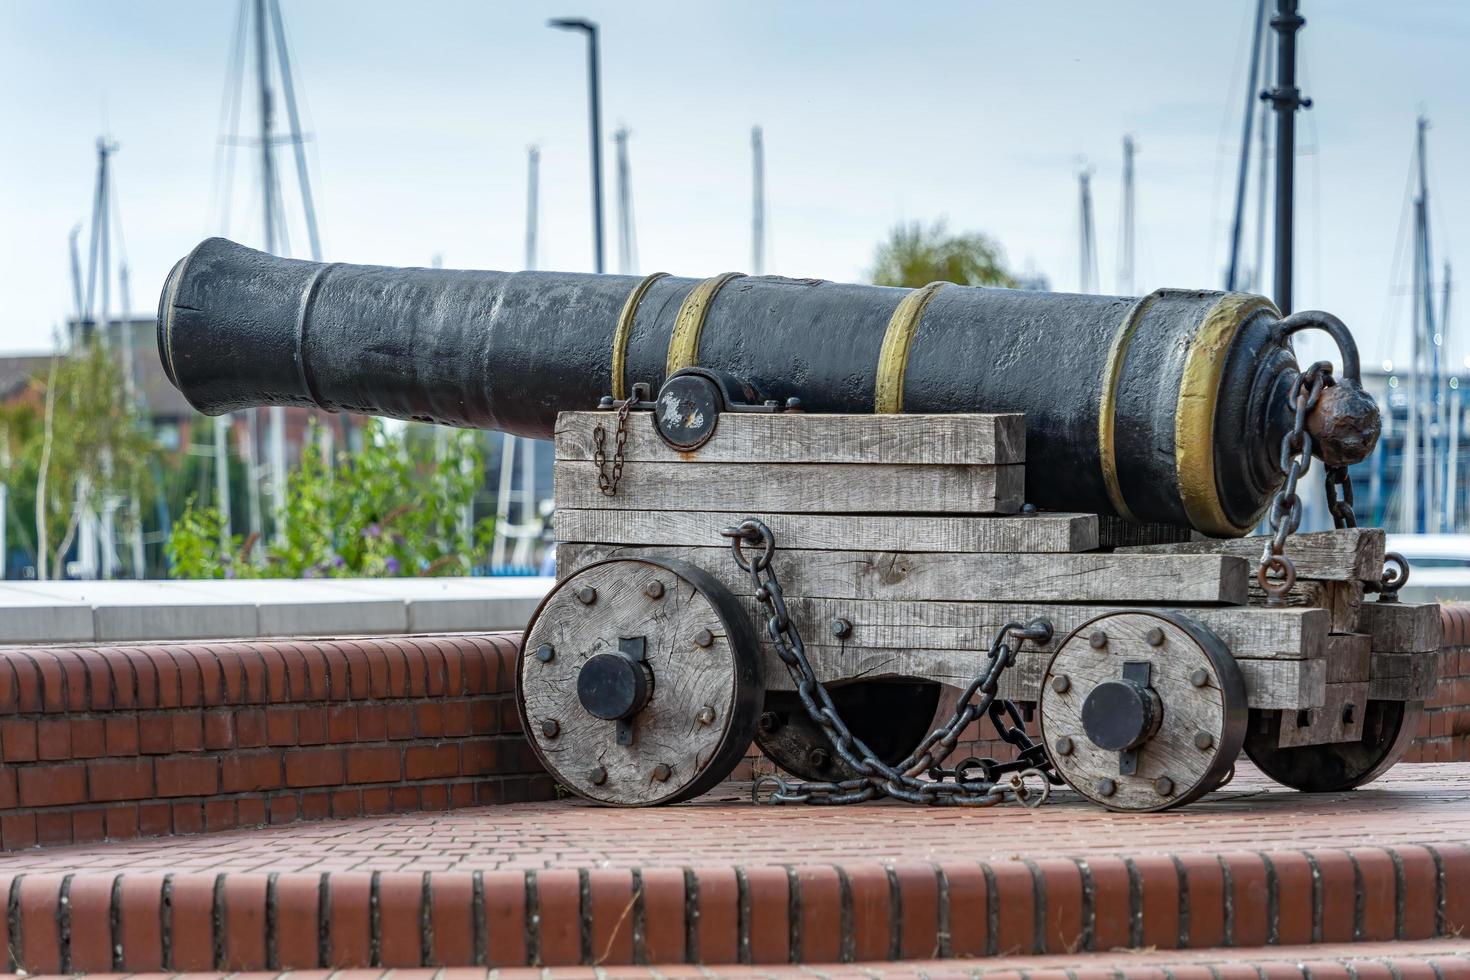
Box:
left=593, top=398, right=632, bottom=496
left=721, top=518, right=1055, bottom=807
left=1258, top=361, right=1360, bottom=601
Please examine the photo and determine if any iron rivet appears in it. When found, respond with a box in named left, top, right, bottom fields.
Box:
left=589, top=765, right=607, bottom=786
left=1194, top=731, right=1215, bottom=750
left=831, top=617, right=853, bottom=639
left=541, top=719, right=560, bottom=738
left=754, top=586, right=770, bottom=601
left=1089, top=631, right=1108, bottom=649
left=1189, top=668, right=1209, bottom=688
left=645, top=580, right=665, bottom=600
left=652, top=763, right=672, bottom=782
left=697, top=705, right=716, bottom=725
left=694, top=628, right=714, bottom=648
left=534, top=643, right=555, bottom=663
left=807, top=747, right=830, bottom=769
left=757, top=711, right=781, bottom=734
left=1021, top=503, right=1038, bottom=515
left=1145, top=627, right=1165, bottom=647
left=1096, top=777, right=1117, bottom=798
left=1051, top=674, right=1071, bottom=694
left=1054, top=736, right=1074, bottom=756
left=1154, top=775, right=1175, bottom=796
left=576, top=586, right=597, bottom=605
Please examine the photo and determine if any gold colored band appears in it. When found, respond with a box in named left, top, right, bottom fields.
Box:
left=611, top=272, right=669, bottom=400
left=874, top=281, right=949, bottom=413
left=1175, top=292, right=1281, bottom=536
left=1097, top=291, right=1161, bottom=522
left=665, top=272, right=744, bottom=377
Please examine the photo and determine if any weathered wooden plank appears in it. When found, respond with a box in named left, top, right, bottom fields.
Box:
left=554, top=460, right=1025, bottom=514
left=760, top=645, right=1324, bottom=709
left=1248, top=579, right=1363, bottom=633
left=1006, top=652, right=1326, bottom=709
left=558, top=543, right=1249, bottom=605
left=1368, top=651, right=1439, bottom=700
left=555, top=411, right=1026, bottom=465
left=1119, top=528, right=1386, bottom=582
left=1325, top=633, right=1372, bottom=683
left=751, top=596, right=1326, bottom=660
left=1276, top=682, right=1369, bottom=747
left=554, top=509, right=1099, bottom=554
left=1359, top=601, right=1443, bottom=653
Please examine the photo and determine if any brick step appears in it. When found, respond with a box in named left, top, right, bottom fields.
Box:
left=1, top=843, right=1466, bottom=973
left=52, top=941, right=1470, bottom=978
left=0, top=634, right=554, bottom=849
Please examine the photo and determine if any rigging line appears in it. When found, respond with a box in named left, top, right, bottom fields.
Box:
left=211, top=0, right=250, bottom=237
left=268, top=0, right=323, bottom=261
left=1377, top=137, right=1419, bottom=365
left=1207, top=0, right=1262, bottom=276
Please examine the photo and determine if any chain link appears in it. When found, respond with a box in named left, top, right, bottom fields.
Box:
left=593, top=398, right=632, bottom=496
left=721, top=518, right=1056, bottom=807
left=1258, top=361, right=1359, bottom=601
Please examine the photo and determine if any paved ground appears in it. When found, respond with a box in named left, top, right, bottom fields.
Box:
left=19, top=939, right=1470, bottom=977
left=3, top=763, right=1464, bottom=874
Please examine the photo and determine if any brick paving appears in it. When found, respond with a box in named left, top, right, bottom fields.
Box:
left=0, top=764, right=1465, bottom=972
left=3, top=763, right=1465, bottom=874
left=17, top=940, right=1470, bottom=977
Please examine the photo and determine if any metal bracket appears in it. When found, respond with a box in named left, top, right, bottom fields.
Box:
left=1118, top=661, right=1152, bottom=776
left=615, top=636, right=647, bottom=746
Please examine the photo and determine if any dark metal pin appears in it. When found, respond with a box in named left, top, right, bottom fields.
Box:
left=693, top=628, right=714, bottom=648
left=542, top=719, right=560, bottom=738
left=589, top=765, right=607, bottom=785
left=1054, top=736, right=1075, bottom=756
left=1096, top=777, right=1117, bottom=798
left=652, top=763, right=672, bottom=782
left=576, top=586, right=597, bottom=605
left=1145, top=627, right=1165, bottom=647
left=1051, top=674, right=1071, bottom=694
left=1189, top=668, right=1209, bottom=688
left=645, top=580, right=665, bottom=599
left=535, top=643, right=555, bottom=663
left=830, top=618, right=852, bottom=639
left=1194, top=731, right=1215, bottom=750
left=1089, top=631, right=1108, bottom=649
left=1154, top=775, right=1175, bottom=796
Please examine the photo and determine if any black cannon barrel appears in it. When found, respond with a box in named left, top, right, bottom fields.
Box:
left=159, top=237, right=1378, bottom=536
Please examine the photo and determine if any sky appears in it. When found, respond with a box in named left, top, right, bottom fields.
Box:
left=1, top=1, right=1466, bottom=373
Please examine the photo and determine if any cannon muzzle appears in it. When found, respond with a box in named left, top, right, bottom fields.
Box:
left=159, top=237, right=1379, bottom=536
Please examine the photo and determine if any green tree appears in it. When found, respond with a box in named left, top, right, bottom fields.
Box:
left=167, top=419, right=494, bottom=579
left=870, top=220, right=1017, bottom=289
left=4, top=339, right=155, bottom=580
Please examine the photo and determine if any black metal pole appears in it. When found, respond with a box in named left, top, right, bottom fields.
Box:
left=1264, top=0, right=1310, bottom=314
left=550, top=18, right=605, bottom=274
left=1225, top=0, right=1268, bottom=292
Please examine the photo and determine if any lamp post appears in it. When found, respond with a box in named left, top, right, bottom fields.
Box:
left=549, top=17, right=605, bottom=274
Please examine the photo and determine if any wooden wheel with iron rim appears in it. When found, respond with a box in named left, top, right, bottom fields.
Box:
left=754, top=680, right=942, bottom=782
left=1243, top=700, right=1423, bottom=792
left=518, top=557, right=763, bottom=806
left=1039, top=610, right=1248, bottom=812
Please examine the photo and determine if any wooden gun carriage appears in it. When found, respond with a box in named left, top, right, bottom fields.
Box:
left=151, top=240, right=1419, bottom=812
left=521, top=379, right=1437, bottom=812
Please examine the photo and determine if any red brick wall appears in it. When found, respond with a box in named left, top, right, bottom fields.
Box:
left=0, top=634, right=553, bottom=850
left=1404, top=605, right=1470, bottom=763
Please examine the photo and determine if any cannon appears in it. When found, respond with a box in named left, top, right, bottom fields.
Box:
left=158, top=239, right=1435, bottom=812
left=160, top=237, right=1381, bottom=536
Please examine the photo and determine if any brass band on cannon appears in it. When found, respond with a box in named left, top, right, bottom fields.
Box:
left=157, top=238, right=1436, bottom=812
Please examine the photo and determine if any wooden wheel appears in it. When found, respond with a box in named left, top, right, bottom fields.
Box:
left=518, top=557, right=763, bottom=806
left=1039, top=610, right=1247, bottom=812
left=1244, top=700, right=1423, bottom=792
left=755, top=680, right=942, bottom=782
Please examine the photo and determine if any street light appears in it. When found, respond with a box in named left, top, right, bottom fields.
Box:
left=549, top=17, right=605, bottom=275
